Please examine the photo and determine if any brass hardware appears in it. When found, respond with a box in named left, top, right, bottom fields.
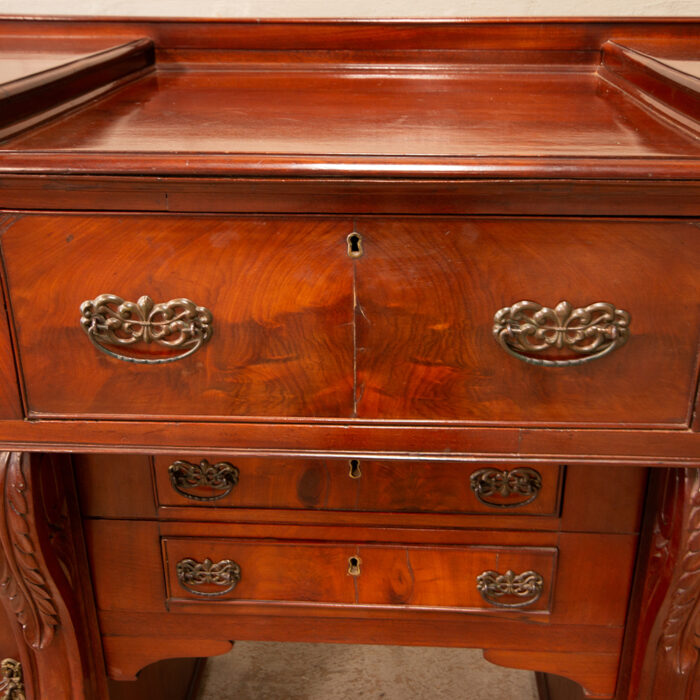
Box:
left=348, top=556, right=362, bottom=576
left=176, top=557, right=241, bottom=597
left=347, top=232, right=363, bottom=258
left=168, top=459, right=239, bottom=501
left=0, top=659, right=25, bottom=700
left=80, top=294, right=212, bottom=364
left=348, top=459, right=362, bottom=479
left=476, top=570, right=544, bottom=609
left=493, top=300, right=630, bottom=367
left=470, top=467, right=542, bottom=508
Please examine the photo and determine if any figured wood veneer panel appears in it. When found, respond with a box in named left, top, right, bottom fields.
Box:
left=1, top=214, right=354, bottom=418
left=163, top=537, right=554, bottom=612
left=354, top=218, right=700, bottom=425
left=153, top=454, right=562, bottom=517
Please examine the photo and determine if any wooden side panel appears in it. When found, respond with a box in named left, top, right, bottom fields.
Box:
left=1, top=213, right=354, bottom=419
left=355, top=218, right=700, bottom=426
left=74, top=454, right=156, bottom=519
left=0, top=218, right=22, bottom=419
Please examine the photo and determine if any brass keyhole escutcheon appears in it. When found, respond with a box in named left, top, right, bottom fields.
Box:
left=347, top=232, right=363, bottom=258
left=348, top=556, right=362, bottom=576
left=348, top=459, right=362, bottom=479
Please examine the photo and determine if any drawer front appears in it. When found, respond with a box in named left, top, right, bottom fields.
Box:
left=154, top=455, right=562, bottom=516
left=1, top=213, right=354, bottom=418
left=354, top=218, right=700, bottom=425
left=163, top=537, right=556, bottom=612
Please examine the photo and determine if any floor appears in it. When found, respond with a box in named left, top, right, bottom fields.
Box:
left=199, top=642, right=539, bottom=699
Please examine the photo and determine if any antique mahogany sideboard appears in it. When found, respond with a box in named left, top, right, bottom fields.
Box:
left=0, top=16, right=698, bottom=700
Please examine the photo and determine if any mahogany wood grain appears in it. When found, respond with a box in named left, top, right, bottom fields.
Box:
left=163, top=537, right=556, bottom=611
left=2, top=176, right=700, bottom=218
left=0, top=17, right=697, bottom=700
left=0, top=228, right=22, bottom=420
left=600, top=41, right=699, bottom=131
left=153, top=454, right=563, bottom=516
left=1, top=18, right=698, bottom=54
left=73, top=454, right=157, bottom=519
left=84, top=518, right=637, bottom=629
left=7, top=68, right=695, bottom=163
left=0, top=39, right=154, bottom=133
left=1, top=213, right=355, bottom=418
left=72, top=454, right=646, bottom=533
left=355, top=218, right=700, bottom=425
left=0, top=419, right=697, bottom=465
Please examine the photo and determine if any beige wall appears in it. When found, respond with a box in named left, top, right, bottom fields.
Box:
left=1, top=0, right=698, bottom=17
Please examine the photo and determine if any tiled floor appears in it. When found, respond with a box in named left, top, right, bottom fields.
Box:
left=199, top=642, right=539, bottom=699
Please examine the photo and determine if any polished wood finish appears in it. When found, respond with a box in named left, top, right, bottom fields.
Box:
left=354, top=218, right=700, bottom=425
left=0, top=452, right=108, bottom=700
left=107, top=658, right=206, bottom=700
left=0, top=16, right=697, bottom=700
left=2, top=214, right=354, bottom=418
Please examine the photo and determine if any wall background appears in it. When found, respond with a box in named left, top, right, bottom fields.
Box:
left=2, top=0, right=698, bottom=18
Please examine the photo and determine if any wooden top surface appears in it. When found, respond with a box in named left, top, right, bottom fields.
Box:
left=0, top=17, right=698, bottom=179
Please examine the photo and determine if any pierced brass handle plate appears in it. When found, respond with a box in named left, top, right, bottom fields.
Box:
left=176, top=557, right=241, bottom=597
left=0, top=659, right=24, bottom=700
left=470, top=467, right=542, bottom=508
left=168, top=459, right=239, bottom=502
left=493, top=300, right=630, bottom=367
left=476, top=569, right=544, bottom=609
left=80, top=294, right=212, bottom=364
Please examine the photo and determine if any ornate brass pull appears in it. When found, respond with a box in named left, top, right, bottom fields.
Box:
left=493, top=300, right=630, bottom=367
left=80, top=294, right=212, bottom=364
left=0, top=659, right=25, bottom=700
left=168, top=459, right=239, bottom=501
left=476, top=569, right=544, bottom=609
left=176, top=558, right=241, bottom=597
left=470, top=467, right=542, bottom=508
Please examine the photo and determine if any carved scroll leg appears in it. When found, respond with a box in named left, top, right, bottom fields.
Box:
left=0, top=452, right=109, bottom=700
left=617, top=467, right=700, bottom=700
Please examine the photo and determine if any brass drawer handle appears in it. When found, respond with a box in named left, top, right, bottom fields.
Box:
left=80, top=294, right=212, bottom=364
left=168, top=459, right=239, bottom=501
left=470, top=467, right=542, bottom=508
left=476, top=569, right=544, bottom=609
left=493, top=300, right=630, bottom=367
left=176, top=557, right=241, bottom=597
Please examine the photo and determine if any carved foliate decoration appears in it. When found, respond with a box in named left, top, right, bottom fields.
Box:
left=661, top=469, right=700, bottom=677
left=168, top=460, right=239, bottom=501
left=0, top=659, right=25, bottom=700
left=176, top=558, right=241, bottom=597
left=493, top=300, right=630, bottom=367
left=469, top=467, right=542, bottom=508
left=80, top=294, right=213, bottom=364
left=0, top=455, right=59, bottom=649
left=476, top=569, right=544, bottom=608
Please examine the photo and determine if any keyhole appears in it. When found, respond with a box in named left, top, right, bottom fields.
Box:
left=349, top=459, right=362, bottom=479
left=348, top=556, right=362, bottom=576
left=347, top=232, right=363, bottom=258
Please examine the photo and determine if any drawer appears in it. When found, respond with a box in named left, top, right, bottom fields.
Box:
left=354, top=218, right=700, bottom=425
left=154, top=455, right=563, bottom=516
left=5, top=214, right=696, bottom=425
left=74, top=454, right=647, bottom=533
left=85, top=519, right=638, bottom=628
left=1, top=213, right=354, bottom=418
left=162, top=537, right=556, bottom=612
